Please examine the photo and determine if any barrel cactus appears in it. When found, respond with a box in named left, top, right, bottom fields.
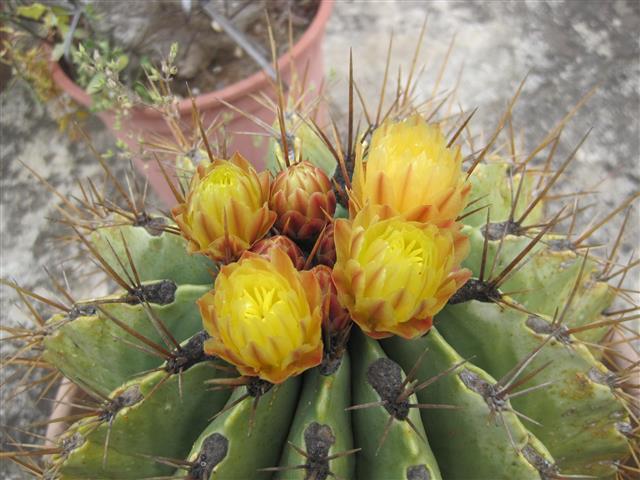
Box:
left=1, top=53, right=638, bottom=480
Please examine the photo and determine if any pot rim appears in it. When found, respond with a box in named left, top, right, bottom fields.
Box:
left=50, top=0, right=333, bottom=118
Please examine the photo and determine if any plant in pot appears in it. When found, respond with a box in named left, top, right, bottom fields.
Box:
left=1, top=0, right=333, bottom=205
left=0, top=27, right=638, bottom=479
left=0, top=2, right=90, bottom=137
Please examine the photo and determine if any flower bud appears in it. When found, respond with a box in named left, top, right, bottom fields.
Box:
left=172, top=153, right=276, bottom=262
left=250, top=235, right=305, bottom=270
left=270, top=161, right=336, bottom=242
left=311, top=265, right=351, bottom=334
left=314, top=223, right=336, bottom=268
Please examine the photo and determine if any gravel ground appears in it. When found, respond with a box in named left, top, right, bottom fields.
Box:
left=1, top=1, right=638, bottom=477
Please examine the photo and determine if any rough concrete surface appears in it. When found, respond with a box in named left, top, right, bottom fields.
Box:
left=0, top=1, right=638, bottom=478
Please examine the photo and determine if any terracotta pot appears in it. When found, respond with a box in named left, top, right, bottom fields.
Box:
left=45, top=379, right=80, bottom=445
left=50, top=0, right=333, bottom=207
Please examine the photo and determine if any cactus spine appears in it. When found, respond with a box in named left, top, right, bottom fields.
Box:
left=1, top=41, right=637, bottom=480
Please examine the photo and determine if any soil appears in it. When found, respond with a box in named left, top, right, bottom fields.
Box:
left=61, top=0, right=320, bottom=100
left=182, top=0, right=320, bottom=96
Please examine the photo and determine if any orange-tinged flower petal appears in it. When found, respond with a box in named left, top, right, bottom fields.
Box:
left=333, top=205, right=470, bottom=339
left=351, top=114, right=470, bottom=224
left=311, top=265, right=352, bottom=335
left=270, top=161, right=336, bottom=242
left=199, top=247, right=323, bottom=384
left=172, top=154, right=276, bottom=262
left=251, top=235, right=306, bottom=270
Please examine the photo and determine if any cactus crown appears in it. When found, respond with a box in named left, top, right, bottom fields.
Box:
left=1, top=30, right=638, bottom=480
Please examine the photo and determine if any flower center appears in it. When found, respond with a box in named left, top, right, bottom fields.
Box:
left=242, top=285, right=280, bottom=322
left=360, top=222, right=435, bottom=272
left=208, top=166, right=238, bottom=188
left=384, top=231, right=426, bottom=267
left=223, top=269, right=306, bottom=355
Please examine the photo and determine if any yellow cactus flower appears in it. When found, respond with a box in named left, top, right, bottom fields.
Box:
left=332, top=205, right=470, bottom=339
left=198, top=248, right=323, bottom=384
left=351, top=114, right=470, bottom=224
left=172, top=153, right=276, bottom=263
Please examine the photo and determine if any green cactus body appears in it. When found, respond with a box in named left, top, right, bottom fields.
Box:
left=42, top=284, right=208, bottom=396
left=30, top=177, right=631, bottom=479
left=176, top=148, right=210, bottom=192
left=462, top=226, right=614, bottom=343
left=277, top=352, right=354, bottom=480
left=461, top=160, right=616, bottom=346
left=51, top=360, right=230, bottom=478
left=183, top=377, right=301, bottom=479
left=382, top=329, right=555, bottom=480
left=90, top=223, right=215, bottom=285
left=437, top=301, right=629, bottom=476
left=461, top=162, right=543, bottom=228
left=557, top=278, right=616, bottom=344
left=52, top=444, right=141, bottom=480
left=351, top=331, right=441, bottom=480
left=6, top=83, right=636, bottom=480
left=267, top=115, right=337, bottom=178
